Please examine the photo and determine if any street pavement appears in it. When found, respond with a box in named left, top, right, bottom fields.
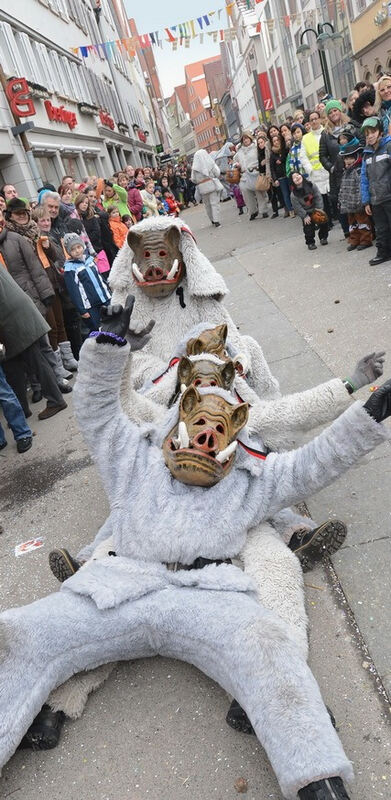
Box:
left=0, top=200, right=390, bottom=800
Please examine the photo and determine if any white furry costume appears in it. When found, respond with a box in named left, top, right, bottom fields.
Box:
left=1, top=339, right=389, bottom=797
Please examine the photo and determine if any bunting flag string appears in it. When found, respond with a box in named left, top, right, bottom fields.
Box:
left=70, top=0, right=345, bottom=60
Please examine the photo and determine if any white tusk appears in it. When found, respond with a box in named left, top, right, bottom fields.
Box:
left=178, top=420, right=190, bottom=448
left=167, top=258, right=179, bottom=280
left=180, top=383, right=187, bottom=394
left=172, top=436, right=180, bottom=450
left=216, top=440, right=237, bottom=464
left=132, top=263, right=144, bottom=282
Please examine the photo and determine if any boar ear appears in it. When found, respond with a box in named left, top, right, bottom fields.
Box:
left=127, top=230, right=143, bottom=252
left=216, top=323, right=228, bottom=346
left=164, top=226, right=181, bottom=250
left=190, top=337, right=204, bottom=355
left=220, top=359, right=235, bottom=389
left=177, top=356, right=193, bottom=387
left=230, top=402, right=249, bottom=436
left=180, top=385, right=202, bottom=415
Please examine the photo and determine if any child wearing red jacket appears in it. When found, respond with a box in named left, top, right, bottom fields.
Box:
left=163, top=189, right=180, bottom=216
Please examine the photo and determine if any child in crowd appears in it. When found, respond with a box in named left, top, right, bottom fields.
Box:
left=141, top=179, right=159, bottom=217
left=361, top=116, right=391, bottom=265
left=107, top=206, right=128, bottom=249
left=338, top=140, right=372, bottom=252
left=290, top=171, right=329, bottom=250
left=121, top=215, right=133, bottom=229
left=154, top=188, right=167, bottom=215
left=63, top=232, right=110, bottom=330
left=286, top=123, right=307, bottom=177
left=162, top=188, right=180, bottom=216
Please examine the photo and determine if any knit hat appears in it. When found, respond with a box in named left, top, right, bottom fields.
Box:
left=340, top=141, right=363, bottom=158
left=291, top=122, right=305, bottom=133
left=5, top=197, right=28, bottom=217
left=325, top=99, right=342, bottom=115
left=241, top=129, right=254, bottom=142
left=63, top=232, right=84, bottom=253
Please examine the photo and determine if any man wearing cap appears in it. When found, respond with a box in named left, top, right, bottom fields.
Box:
left=361, top=116, right=391, bottom=265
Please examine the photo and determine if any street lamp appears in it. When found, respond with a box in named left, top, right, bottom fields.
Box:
left=296, top=23, right=343, bottom=97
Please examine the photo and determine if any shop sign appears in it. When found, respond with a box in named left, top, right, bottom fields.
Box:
left=138, top=129, right=146, bottom=142
left=44, top=100, right=77, bottom=130
left=6, top=77, right=36, bottom=118
left=257, top=72, right=274, bottom=111
left=99, top=110, right=115, bottom=130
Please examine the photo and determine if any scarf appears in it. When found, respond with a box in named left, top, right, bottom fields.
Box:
left=6, top=217, right=40, bottom=243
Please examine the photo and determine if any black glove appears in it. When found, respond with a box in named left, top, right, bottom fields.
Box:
left=100, top=294, right=135, bottom=339
left=363, top=378, right=391, bottom=423
left=104, top=179, right=113, bottom=188
left=98, top=294, right=155, bottom=350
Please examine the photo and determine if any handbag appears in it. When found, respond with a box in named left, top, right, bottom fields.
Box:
left=226, top=166, right=240, bottom=185
left=95, top=249, right=111, bottom=274
left=255, top=174, right=271, bottom=192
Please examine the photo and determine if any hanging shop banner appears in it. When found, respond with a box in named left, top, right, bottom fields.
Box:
left=258, top=72, right=274, bottom=111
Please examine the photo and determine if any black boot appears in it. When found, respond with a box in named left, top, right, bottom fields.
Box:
left=18, top=705, right=65, bottom=751
left=238, top=208, right=244, bottom=215
left=288, top=520, right=347, bottom=572
left=298, top=776, right=350, bottom=799
left=49, top=548, right=81, bottom=582
left=226, top=699, right=254, bottom=734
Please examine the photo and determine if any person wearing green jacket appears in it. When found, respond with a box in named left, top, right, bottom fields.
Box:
left=102, top=180, right=131, bottom=218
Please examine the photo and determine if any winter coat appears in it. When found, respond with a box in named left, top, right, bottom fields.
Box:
left=49, top=206, right=71, bottom=246
left=127, top=185, right=143, bottom=221
left=0, top=264, right=50, bottom=359
left=270, top=150, right=287, bottom=182
left=0, top=228, right=54, bottom=315
left=319, top=129, right=344, bottom=199
left=379, top=102, right=391, bottom=136
left=63, top=254, right=111, bottom=316
left=94, top=208, right=118, bottom=266
left=290, top=181, right=323, bottom=220
left=361, top=134, right=391, bottom=206
left=141, top=190, right=159, bottom=217
left=300, top=129, right=329, bottom=195
left=257, top=144, right=271, bottom=177
left=286, top=142, right=307, bottom=177
left=81, top=212, right=103, bottom=253
left=35, top=236, right=64, bottom=293
left=108, top=217, right=128, bottom=249
left=103, top=184, right=131, bottom=218
left=338, top=163, right=364, bottom=214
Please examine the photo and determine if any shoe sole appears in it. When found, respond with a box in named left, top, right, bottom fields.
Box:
left=49, top=549, right=78, bottom=582
left=295, top=520, right=347, bottom=571
left=19, top=711, right=65, bottom=751
left=226, top=702, right=255, bottom=735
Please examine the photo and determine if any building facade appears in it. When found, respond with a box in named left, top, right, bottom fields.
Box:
left=0, top=0, right=158, bottom=198
left=184, top=57, right=225, bottom=153
left=347, top=0, right=391, bottom=82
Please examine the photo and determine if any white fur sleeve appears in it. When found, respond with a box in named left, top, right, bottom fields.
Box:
left=259, top=401, right=390, bottom=520
left=248, top=378, right=350, bottom=440
left=73, top=339, right=141, bottom=498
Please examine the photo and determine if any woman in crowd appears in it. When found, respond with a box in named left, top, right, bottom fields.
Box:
left=191, top=148, right=222, bottom=227
left=270, top=133, right=294, bottom=217
left=84, top=187, right=118, bottom=267
left=293, top=109, right=305, bottom=125
left=256, top=130, right=273, bottom=217
left=134, top=168, right=145, bottom=191
left=319, top=100, right=350, bottom=236
left=375, top=74, right=391, bottom=135
left=300, top=110, right=332, bottom=225
left=70, top=194, right=97, bottom=256
left=351, top=88, right=376, bottom=137
left=100, top=179, right=132, bottom=219
left=59, top=185, right=75, bottom=215
left=234, top=130, right=268, bottom=221
left=280, top=123, right=292, bottom=149
left=290, top=171, right=329, bottom=251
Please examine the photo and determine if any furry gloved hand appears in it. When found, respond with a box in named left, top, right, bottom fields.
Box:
left=99, top=294, right=155, bottom=350
left=363, top=378, right=391, bottom=422
left=346, top=351, right=386, bottom=391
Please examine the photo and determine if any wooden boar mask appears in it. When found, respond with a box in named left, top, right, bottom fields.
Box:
left=163, top=386, right=249, bottom=487
left=177, top=356, right=235, bottom=391
left=186, top=323, right=228, bottom=359
left=128, top=226, right=184, bottom=298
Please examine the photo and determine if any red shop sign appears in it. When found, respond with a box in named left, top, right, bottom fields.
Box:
left=44, top=100, right=77, bottom=130
left=138, top=129, right=146, bottom=142
left=99, top=110, right=115, bottom=130
left=6, top=77, right=36, bottom=118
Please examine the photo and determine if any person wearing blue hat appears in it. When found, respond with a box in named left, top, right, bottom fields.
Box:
left=361, top=116, right=391, bottom=265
